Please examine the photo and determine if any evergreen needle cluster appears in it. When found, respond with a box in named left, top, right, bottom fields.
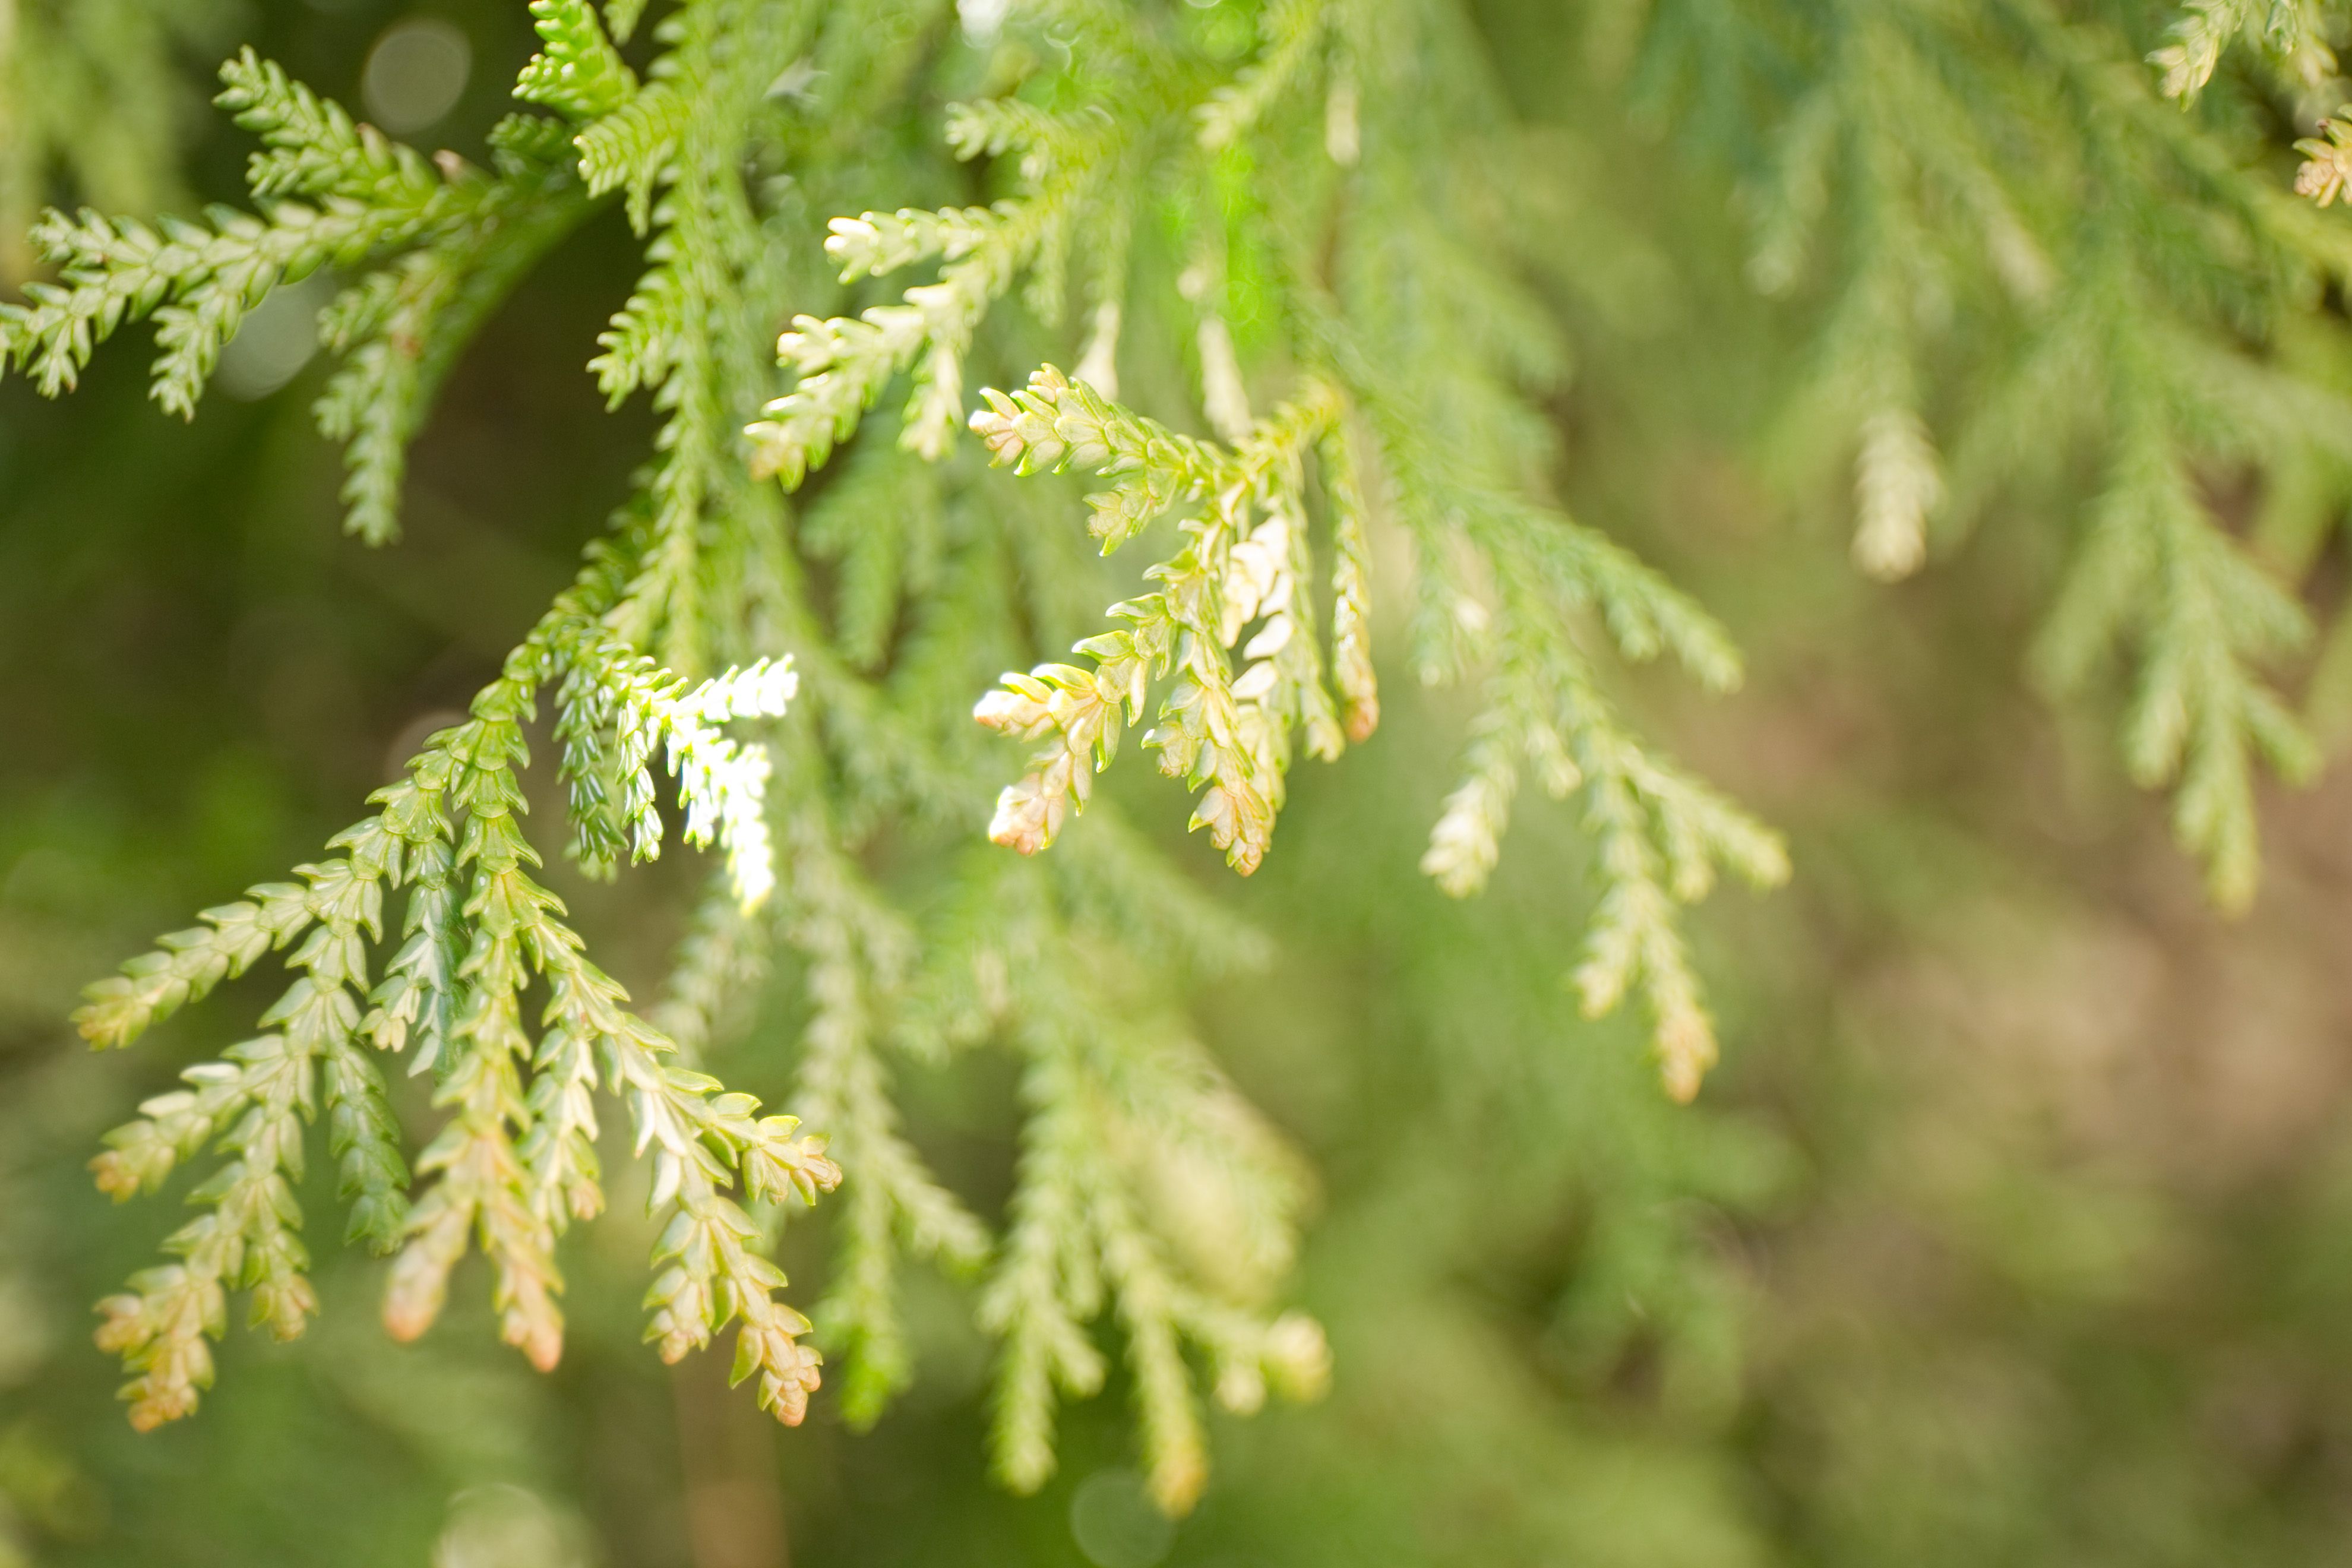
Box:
left=1643, top=0, right=2352, bottom=909
left=7, top=0, right=2348, bottom=1520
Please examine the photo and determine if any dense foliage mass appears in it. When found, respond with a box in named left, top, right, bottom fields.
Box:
left=7, top=1, right=2352, bottom=1565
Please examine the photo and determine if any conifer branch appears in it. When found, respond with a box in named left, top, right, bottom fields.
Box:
left=1291, top=302, right=1782, bottom=1095
left=1196, top=0, right=1329, bottom=152
left=0, top=50, right=473, bottom=412
left=745, top=93, right=1123, bottom=495
left=782, top=809, right=988, bottom=1425
left=1659, top=0, right=2347, bottom=912
left=1, top=52, right=595, bottom=545
left=314, top=118, right=592, bottom=543
left=651, top=876, right=774, bottom=1062
left=970, top=369, right=1348, bottom=872
left=2034, top=378, right=2317, bottom=911
left=75, top=886, right=315, bottom=1052
left=2297, top=110, right=2352, bottom=206
left=579, top=953, right=842, bottom=1424
left=606, top=0, right=652, bottom=44
left=23, top=0, right=1834, bottom=1487
left=748, top=193, right=1085, bottom=487
left=976, top=868, right=1324, bottom=1513
left=517, top=0, right=641, bottom=121
left=0, top=0, right=203, bottom=285
left=73, top=572, right=833, bottom=1428
left=2151, top=0, right=2335, bottom=102
left=1322, top=420, right=1382, bottom=742
left=575, top=0, right=811, bottom=666
left=91, top=1032, right=317, bottom=1430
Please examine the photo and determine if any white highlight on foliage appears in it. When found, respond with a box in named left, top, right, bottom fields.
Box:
left=648, top=657, right=798, bottom=912
left=1324, top=74, right=1360, bottom=167
left=431, top=1485, right=586, bottom=1568
left=1226, top=529, right=1291, bottom=693
left=1851, top=406, right=1942, bottom=582
left=1420, top=764, right=1509, bottom=897
left=1222, top=511, right=1290, bottom=644
left=957, top=0, right=1011, bottom=46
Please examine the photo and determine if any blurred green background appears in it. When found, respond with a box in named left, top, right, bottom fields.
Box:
left=11, top=2, right=2352, bottom=1566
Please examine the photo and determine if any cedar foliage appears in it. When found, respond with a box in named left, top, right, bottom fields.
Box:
left=7, top=0, right=2352, bottom=1562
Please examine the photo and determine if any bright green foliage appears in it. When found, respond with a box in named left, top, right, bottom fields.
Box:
left=14, top=0, right=2352, bottom=1542
left=0, top=49, right=591, bottom=542
left=515, top=0, right=640, bottom=120
left=74, top=586, right=833, bottom=1431
left=1651, top=0, right=2352, bottom=910
left=969, top=368, right=1351, bottom=874
left=2152, top=0, right=2338, bottom=99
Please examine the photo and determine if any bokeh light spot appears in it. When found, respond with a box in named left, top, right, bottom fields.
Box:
left=362, top=17, right=470, bottom=134
left=1070, top=1469, right=1175, bottom=1568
